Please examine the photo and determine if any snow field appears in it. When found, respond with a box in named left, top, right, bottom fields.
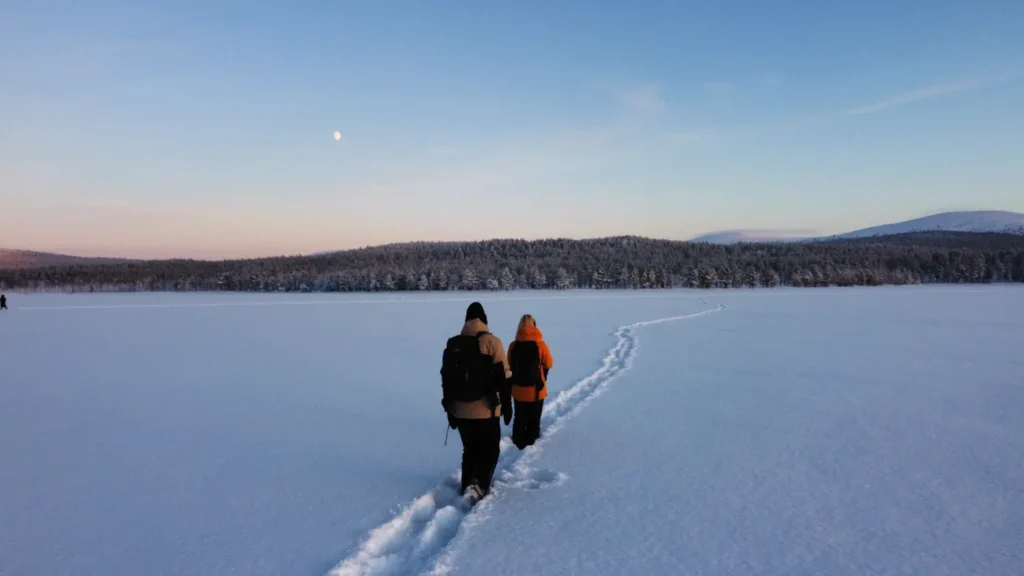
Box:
left=0, top=290, right=713, bottom=576
left=449, top=286, right=1024, bottom=576
left=330, top=306, right=726, bottom=576
left=2, top=287, right=1021, bottom=576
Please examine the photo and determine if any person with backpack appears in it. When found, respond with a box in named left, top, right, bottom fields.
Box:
left=507, top=314, right=554, bottom=449
left=440, top=302, right=511, bottom=502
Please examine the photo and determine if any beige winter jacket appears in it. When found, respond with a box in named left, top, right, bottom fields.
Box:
left=449, top=318, right=512, bottom=419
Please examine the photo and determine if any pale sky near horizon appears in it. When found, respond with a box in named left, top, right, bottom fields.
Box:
left=3, top=1, right=1024, bottom=259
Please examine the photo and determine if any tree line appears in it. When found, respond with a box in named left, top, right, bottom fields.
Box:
left=3, top=232, right=1024, bottom=293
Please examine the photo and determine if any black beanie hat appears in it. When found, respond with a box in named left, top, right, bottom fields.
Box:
left=465, top=301, right=487, bottom=325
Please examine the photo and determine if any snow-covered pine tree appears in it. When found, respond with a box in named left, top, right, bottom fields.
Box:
left=717, top=264, right=733, bottom=288
left=532, top=269, right=547, bottom=289
left=641, top=269, right=656, bottom=289
left=994, top=260, right=1007, bottom=282
left=687, top=267, right=700, bottom=288
left=500, top=267, right=514, bottom=290
left=555, top=268, right=572, bottom=290
left=812, top=266, right=826, bottom=287
left=1014, top=253, right=1024, bottom=282
left=972, top=254, right=988, bottom=283
left=461, top=268, right=478, bottom=290
left=745, top=268, right=760, bottom=288
left=730, top=267, right=744, bottom=289
left=618, top=265, right=630, bottom=289
left=592, top=268, right=611, bottom=289
left=697, top=267, right=717, bottom=289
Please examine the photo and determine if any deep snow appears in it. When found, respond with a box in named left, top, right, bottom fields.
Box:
left=1, top=287, right=1022, bottom=576
left=447, top=287, right=1024, bottom=576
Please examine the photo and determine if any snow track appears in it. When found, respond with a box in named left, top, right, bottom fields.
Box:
left=328, top=305, right=724, bottom=576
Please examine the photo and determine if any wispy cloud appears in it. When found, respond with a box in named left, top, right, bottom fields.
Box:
left=352, top=80, right=700, bottom=242
left=844, top=72, right=1016, bottom=116
left=615, top=83, right=666, bottom=114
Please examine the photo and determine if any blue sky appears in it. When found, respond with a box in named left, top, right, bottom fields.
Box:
left=2, top=0, right=1023, bottom=258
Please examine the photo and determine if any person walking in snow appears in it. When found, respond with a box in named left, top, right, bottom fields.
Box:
left=440, top=302, right=512, bottom=501
left=0, top=293, right=6, bottom=310
left=507, top=314, right=553, bottom=449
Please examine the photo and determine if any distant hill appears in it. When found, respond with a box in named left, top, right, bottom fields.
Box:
left=3, top=232, right=1022, bottom=293
left=0, top=249, right=131, bottom=270
left=832, top=210, right=1024, bottom=239
left=691, top=210, right=1024, bottom=244
left=689, top=230, right=812, bottom=244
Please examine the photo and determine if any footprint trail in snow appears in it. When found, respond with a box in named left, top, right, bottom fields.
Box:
left=328, top=305, right=724, bottom=576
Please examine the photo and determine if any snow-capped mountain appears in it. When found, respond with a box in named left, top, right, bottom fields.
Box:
left=692, top=211, right=1024, bottom=244
left=831, top=210, right=1024, bottom=239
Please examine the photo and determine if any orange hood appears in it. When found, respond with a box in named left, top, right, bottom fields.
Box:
left=515, top=325, right=544, bottom=342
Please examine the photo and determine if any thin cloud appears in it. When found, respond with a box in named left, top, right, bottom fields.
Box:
left=593, top=80, right=666, bottom=115
left=617, top=83, right=665, bottom=114
left=844, top=73, right=1014, bottom=116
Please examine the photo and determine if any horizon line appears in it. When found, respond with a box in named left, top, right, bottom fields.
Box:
left=3, top=208, right=1021, bottom=262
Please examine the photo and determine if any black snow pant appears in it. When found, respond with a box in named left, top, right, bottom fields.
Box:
left=457, top=417, right=501, bottom=495
left=512, top=399, right=544, bottom=449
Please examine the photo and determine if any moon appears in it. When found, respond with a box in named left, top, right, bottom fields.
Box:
left=333, top=131, right=341, bottom=141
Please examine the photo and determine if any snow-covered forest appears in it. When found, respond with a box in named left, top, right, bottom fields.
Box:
left=3, top=232, right=1023, bottom=293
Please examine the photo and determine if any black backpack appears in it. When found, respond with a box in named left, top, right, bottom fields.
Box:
left=509, top=340, right=544, bottom=389
left=441, top=332, right=496, bottom=403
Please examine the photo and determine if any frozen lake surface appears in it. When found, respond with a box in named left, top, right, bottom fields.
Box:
left=1, top=287, right=1022, bottom=575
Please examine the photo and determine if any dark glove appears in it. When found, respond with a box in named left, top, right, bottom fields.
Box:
left=500, top=385, right=513, bottom=425
left=442, top=399, right=458, bottom=429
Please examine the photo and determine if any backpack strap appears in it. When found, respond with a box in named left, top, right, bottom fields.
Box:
left=481, top=332, right=500, bottom=418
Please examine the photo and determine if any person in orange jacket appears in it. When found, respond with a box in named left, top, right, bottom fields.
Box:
left=507, top=314, right=554, bottom=449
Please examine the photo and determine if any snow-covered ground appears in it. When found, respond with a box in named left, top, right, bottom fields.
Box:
left=1, top=287, right=1022, bottom=576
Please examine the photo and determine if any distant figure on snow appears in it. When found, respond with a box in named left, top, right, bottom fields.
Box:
left=507, top=314, right=554, bottom=449
left=440, top=302, right=512, bottom=502
left=0, top=293, right=6, bottom=310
